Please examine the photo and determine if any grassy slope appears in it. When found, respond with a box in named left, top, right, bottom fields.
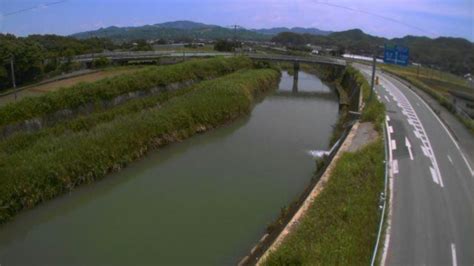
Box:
left=0, top=57, right=253, bottom=130
left=262, top=65, right=385, bottom=265
left=263, top=140, right=384, bottom=265
left=0, top=68, right=280, bottom=224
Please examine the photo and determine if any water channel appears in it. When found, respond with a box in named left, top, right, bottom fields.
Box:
left=0, top=71, right=340, bottom=265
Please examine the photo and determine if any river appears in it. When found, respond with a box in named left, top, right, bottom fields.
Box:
left=0, top=71, right=340, bottom=265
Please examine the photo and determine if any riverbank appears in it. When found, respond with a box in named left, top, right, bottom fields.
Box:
left=253, top=65, right=386, bottom=265
left=0, top=64, right=280, bottom=224
left=0, top=68, right=340, bottom=265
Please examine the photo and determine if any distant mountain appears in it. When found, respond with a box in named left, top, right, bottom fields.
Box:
left=71, top=21, right=268, bottom=42
left=71, top=21, right=332, bottom=42
left=154, top=20, right=218, bottom=30
left=254, top=27, right=332, bottom=36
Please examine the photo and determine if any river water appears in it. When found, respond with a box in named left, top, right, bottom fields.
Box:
left=0, top=71, right=340, bottom=265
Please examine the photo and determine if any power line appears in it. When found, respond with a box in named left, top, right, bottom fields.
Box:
left=310, top=0, right=437, bottom=36
left=1, top=0, right=68, bottom=18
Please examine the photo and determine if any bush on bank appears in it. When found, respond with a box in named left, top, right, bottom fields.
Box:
left=0, top=68, right=280, bottom=224
left=0, top=57, right=253, bottom=130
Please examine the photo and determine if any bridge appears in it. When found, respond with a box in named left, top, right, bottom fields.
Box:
left=70, top=51, right=347, bottom=99
left=70, top=51, right=346, bottom=67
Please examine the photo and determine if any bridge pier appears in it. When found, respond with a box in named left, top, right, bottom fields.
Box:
left=292, top=61, right=300, bottom=93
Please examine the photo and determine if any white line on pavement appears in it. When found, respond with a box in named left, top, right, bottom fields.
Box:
left=447, top=155, right=453, bottom=165
left=430, top=167, right=440, bottom=185
left=392, top=160, right=399, bottom=174
left=380, top=75, right=445, bottom=188
left=389, top=126, right=394, bottom=134
left=401, top=81, right=474, bottom=177
left=405, top=137, right=414, bottom=160
left=451, top=243, right=457, bottom=266
left=391, top=139, right=397, bottom=150
left=385, top=95, right=391, bottom=102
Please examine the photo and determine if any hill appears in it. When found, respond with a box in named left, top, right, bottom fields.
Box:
left=71, top=21, right=268, bottom=42
left=254, top=27, right=332, bottom=36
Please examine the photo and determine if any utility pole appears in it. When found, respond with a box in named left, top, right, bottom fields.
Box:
left=10, top=56, right=17, bottom=101
left=229, top=24, right=239, bottom=56
left=369, top=53, right=376, bottom=101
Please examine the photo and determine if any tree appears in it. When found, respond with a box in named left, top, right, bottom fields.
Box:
left=214, top=40, right=236, bottom=52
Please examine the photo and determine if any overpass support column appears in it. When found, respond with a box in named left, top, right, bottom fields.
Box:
left=292, top=61, right=300, bottom=93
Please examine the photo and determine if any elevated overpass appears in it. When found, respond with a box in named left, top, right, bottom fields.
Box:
left=70, top=51, right=346, bottom=67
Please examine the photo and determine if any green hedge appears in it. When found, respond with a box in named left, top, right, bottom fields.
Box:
left=0, top=68, right=280, bottom=224
left=0, top=57, right=253, bottom=130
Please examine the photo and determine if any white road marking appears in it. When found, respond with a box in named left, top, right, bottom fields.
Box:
left=380, top=75, right=445, bottom=188
left=448, top=155, right=453, bottom=165
left=391, top=139, right=397, bottom=150
left=405, top=137, right=414, bottom=160
left=385, top=95, right=391, bottom=102
left=392, top=160, right=399, bottom=174
left=389, top=126, right=394, bottom=134
left=381, top=117, right=394, bottom=266
left=451, top=243, right=457, bottom=266
left=399, top=80, right=474, bottom=177
left=430, top=167, right=440, bottom=185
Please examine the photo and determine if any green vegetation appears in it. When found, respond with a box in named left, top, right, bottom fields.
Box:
left=0, top=57, right=252, bottom=130
left=0, top=86, right=195, bottom=156
left=263, top=140, right=384, bottom=265
left=91, top=56, right=111, bottom=68
left=214, top=40, right=240, bottom=52
left=0, top=34, right=116, bottom=89
left=0, top=68, right=280, bottom=224
left=380, top=64, right=474, bottom=134
left=261, top=65, right=385, bottom=265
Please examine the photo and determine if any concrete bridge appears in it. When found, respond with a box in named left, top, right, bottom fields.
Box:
left=69, top=51, right=347, bottom=98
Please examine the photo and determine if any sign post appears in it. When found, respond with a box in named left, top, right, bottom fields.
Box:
left=383, top=44, right=409, bottom=66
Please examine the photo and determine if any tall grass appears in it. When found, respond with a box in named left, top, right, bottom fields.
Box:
left=0, top=57, right=253, bottom=130
left=0, top=68, right=280, bottom=224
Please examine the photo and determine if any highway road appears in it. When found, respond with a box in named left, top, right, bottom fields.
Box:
left=356, top=64, right=474, bottom=265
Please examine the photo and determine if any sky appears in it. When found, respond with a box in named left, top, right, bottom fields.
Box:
left=0, top=0, right=473, bottom=41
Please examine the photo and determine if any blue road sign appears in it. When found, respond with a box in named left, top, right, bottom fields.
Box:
left=384, top=44, right=409, bottom=66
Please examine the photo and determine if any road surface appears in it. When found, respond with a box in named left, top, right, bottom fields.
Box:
left=356, top=64, right=474, bottom=265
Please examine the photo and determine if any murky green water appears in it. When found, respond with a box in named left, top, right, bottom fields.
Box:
left=0, top=71, right=339, bottom=265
